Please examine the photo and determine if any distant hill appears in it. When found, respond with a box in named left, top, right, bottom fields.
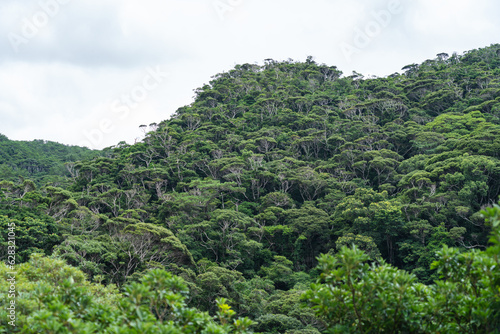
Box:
left=0, top=134, right=101, bottom=185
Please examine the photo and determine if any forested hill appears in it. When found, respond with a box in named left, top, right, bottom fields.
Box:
left=79, top=43, right=499, bottom=277
left=2, top=44, right=500, bottom=333
left=0, top=134, right=101, bottom=185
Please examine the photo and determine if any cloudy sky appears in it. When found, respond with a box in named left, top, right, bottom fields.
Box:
left=0, top=0, right=499, bottom=149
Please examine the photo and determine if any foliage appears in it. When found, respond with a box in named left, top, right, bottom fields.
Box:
left=304, top=203, right=500, bottom=333
left=2, top=44, right=500, bottom=331
left=0, top=135, right=101, bottom=185
left=0, top=254, right=254, bottom=333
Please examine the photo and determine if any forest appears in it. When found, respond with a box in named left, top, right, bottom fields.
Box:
left=1, top=44, right=500, bottom=333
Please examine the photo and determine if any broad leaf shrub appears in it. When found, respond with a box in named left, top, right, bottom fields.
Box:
left=0, top=255, right=254, bottom=333
left=304, top=204, right=500, bottom=333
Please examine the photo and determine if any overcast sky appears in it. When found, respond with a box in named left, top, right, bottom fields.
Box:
left=0, top=0, right=499, bottom=149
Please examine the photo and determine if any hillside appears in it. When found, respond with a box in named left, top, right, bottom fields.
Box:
left=0, top=134, right=101, bottom=185
left=1, top=44, right=500, bottom=333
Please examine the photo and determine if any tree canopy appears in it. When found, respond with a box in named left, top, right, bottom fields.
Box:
left=2, top=44, right=500, bottom=333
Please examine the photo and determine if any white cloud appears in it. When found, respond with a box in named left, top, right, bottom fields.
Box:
left=410, top=0, right=495, bottom=36
left=0, top=0, right=499, bottom=148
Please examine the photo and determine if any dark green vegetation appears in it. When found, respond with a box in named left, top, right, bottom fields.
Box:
left=305, top=204, right=500, bottom=333
left=1, top=206, right=498, bottom=333
left=0, top=135, right=101, bottom=185
left=1, top=44, right=500, bottom=333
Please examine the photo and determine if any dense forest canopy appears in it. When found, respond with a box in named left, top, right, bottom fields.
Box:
left=0, top=135, right=101, bottom=185
left=1, top=44, right=500, bottom=333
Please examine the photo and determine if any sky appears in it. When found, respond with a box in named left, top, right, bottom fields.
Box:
left=0, top=0, right=499, bottom=149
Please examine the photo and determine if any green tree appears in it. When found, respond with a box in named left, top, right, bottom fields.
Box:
left=304, top=202, right=500, bottom=333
